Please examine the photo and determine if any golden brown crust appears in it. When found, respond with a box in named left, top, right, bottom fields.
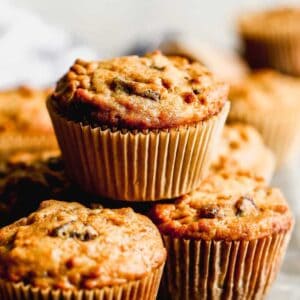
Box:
left=151, top=171, right=293, bottom=241
left=239, top=7, right=300, bottom=37
left=0, top=200, right=166, bottom=290
left=51, top=51, right=228, bottom=129
left=229, top=70, right=300, bottom=111
left=211, top=124, right=275, bottom=181
left=0, top=86, right=53, bottom=135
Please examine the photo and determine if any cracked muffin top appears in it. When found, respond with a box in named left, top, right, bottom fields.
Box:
left=239, top=7, right=300, bottom=36
left=229, top=70, right=300, bottom=111
left=211, top=124, right=275, bottom=181
left=51, top=51, right=228, bottom=129
left=0, top=86, right=53, bottom=134
left=151, top=171, right=293, bottom=241
left=0, top=200, right=166, bottom=290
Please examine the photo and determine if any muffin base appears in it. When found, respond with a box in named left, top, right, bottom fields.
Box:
left=47, top=100, right=229, bottom=201
left=0, top=264, right=164, bottom=300
left=228, top=107, right=300, bottom=168
left=161, top=232, right=291, bottom=300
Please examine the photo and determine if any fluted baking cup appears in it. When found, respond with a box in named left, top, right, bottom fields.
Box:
left=228, top=106, right=300, bottom=168
left=240, top=28, right=300, bottom=75
left=161, top=232, right=291, bottom=300
left=0, top=134, right=58, bottom=159
left=47, top=100, right=229, bottom=201
left=0, top=264, right=164, bottom=300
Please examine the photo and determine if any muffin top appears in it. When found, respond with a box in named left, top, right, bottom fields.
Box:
left=229, top=70, right=300, bottom=111
left=0, top=86, right=53, bottom=134
left=51, top=51, right=228, bottom=129
left=151, top=171, right=293, bottom=241
left=211, top=124, right=275, bottom=181
left=239, top=7, right=300, bottom=36
left=0, top=200, right=166, bottom=290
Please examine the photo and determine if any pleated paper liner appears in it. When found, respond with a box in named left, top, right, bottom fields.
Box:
left=0, top=134, right=58, bottom=160
left=228, top=107, right=300, bottom=168
left=0, top=264, right=164, bottom=300
left=161, top=231, right=291, bottom=300
left=240, top=26, right=300, bottom=75
left=47, top=100, right=229, bottom=201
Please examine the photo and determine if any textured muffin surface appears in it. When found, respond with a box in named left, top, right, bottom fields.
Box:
left=0, top=200, right=166, bottom=290
left=151, top=171, right=293, bottom=241
left=229, top=70, right=300, bottom=110
left=239, top=7, right=300, bottom=36
left=51, top=51, right=228, bottom=129
left=0, top=86, right=53, bottom=134
left=211, top=123, right=275, bottom=180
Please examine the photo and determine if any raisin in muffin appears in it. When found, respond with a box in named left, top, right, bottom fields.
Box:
left=239, top=7, right=300, bottom=75
left=211, top=123, right=275, bottom=182
left=151, top=171, right=293, bottom=300
left=0, top=86, right=58, bottom=158
left=228, top=70, right=300, bottom=166
left=0, top=200, right=166, bottom=300
left=47, top=51, right=229, bottom=201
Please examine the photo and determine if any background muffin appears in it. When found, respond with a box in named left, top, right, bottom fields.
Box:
left=0, top=200, right=166, bottom=300
left=211, top=123, right=275, bottom=182
left=239, top=7, right=300, bottom=75
left=228, top=70, right=300, bottom=167
left=48, top=51, right=229, bottom=201
left=151, top=171, right=293, bottom=300
left=0, top=86, right=58, bottom=160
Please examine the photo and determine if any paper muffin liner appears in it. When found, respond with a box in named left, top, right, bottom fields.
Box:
left=228, top=107, right=300, bottom=168
left=161, top=231, right=291, bottom=300
left=240, top=28, right=300, bottom=75
left=0, top=264, right=164, bottom=300
left=0, top=134, right=58, bottom=157
left=47, top=100, right=229, bottom=201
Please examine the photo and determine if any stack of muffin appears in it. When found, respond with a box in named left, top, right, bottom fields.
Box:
left=0, top=50, right=294, bottom=300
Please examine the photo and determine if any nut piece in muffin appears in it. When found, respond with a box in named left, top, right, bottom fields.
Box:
left=0, top=86, right=58, bottom=158
left=228, top=70, right=300, bottom=166
left=211, top=123, right=275, bottom=182
left=0, top=200, right=166, bottom=299
left=47, top=51, right=229, bottom=201
left=238, top=7, right=300, bottom=75
left=151, top=171, right=293, bottom=300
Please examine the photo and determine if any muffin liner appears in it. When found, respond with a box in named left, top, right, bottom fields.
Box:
left=228, top=107, right=300, bottom=168
left=0, top=264, right=164, bottom=300
left=240, top=27, right=300, bottom=75
left=161, top=231, right=291, bottom=300
left=47, top=100, right=229, bottom=201
left=0, top=134, right=58, bottom=158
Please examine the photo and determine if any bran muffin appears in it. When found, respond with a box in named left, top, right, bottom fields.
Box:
left=160, top=37, right=249, bottom=85
left=228, top=70, right=300, bottom=166
left=211, top=123, right=275, bottom=182
left=47, top=50, right=229, bottom=201
left=0, top=200, right=166, bottom=300
left=151, top=171, right=293, bottom=300
left=0, top=86, right=58, bottom=158
left=239, top=7, right=300, bottom=75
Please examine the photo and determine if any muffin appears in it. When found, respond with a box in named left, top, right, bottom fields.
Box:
left=0, top=86, right=58, bottom=159
left=160, top=36, right=249, bottom=85
left=47, top=51, right=230, bottom=201
left=211, top=123, right=275, bottom=182
left=228, top=70, right=300, bottom=166
left=0, top=152, right=75, bottom=227
left=239, top=7, right=300, bottom=75
left=0, top=200, right=166, bottom=300
left=151, top=171, right=293, bottom=300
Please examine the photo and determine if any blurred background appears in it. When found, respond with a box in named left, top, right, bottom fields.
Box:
left=0, top=0, right=300, bottom=299
left=0, top=0, right=299, bottom=87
